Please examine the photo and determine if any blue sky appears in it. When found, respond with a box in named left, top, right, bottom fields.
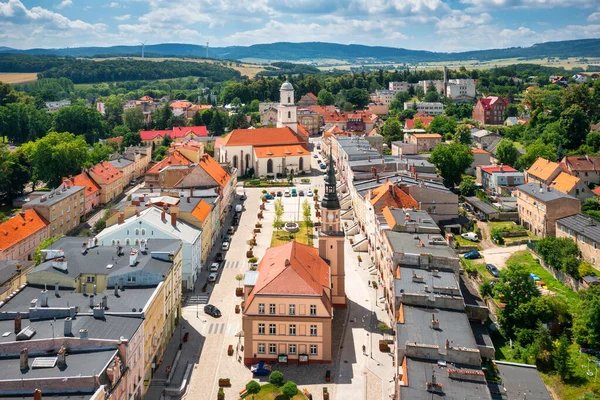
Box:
left=0, top=0, right=599, bottom=52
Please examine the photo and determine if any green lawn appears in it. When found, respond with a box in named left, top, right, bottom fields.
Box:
left=462, top=258, right=493, bottom=280
left=241, top=383, right=306, bottom=400
left=486, top=221, right=539, bottom=245
left=270, top=221, right=314, bottom=247
left=453, top=234, right=482, bottom=250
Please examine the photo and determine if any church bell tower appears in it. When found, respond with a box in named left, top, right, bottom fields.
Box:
left=319, top=148, right=346, bottom=307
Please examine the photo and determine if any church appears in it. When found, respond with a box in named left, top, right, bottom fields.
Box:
left=217, top=82, right=311, bottom=178
left=241, top=159, right=346, bottom=364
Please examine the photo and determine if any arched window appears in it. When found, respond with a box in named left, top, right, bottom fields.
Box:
left=111, top=240, right=116, bottom=245
left=135, top=229, right=139, bottom=235
left=267, top=159, right=273, bottom=174
left=299, top=157, right=304, bottom=171
left=245, top=154, right=250, bottom=171
left=232, top=155, right=238, bottom=169
left=288, top=111, right=291, bottom=119
left=141, top=229, right=146, bottom=235
left=135, top=239, right=139, bottom=245
left=126, top=239, right=130, bottom=245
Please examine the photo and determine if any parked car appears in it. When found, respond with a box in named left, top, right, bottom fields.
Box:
left=291, top=188, right=297, bottom=197
left=240, top=193, right=247, bottom=201
left=298, top=190, right=305, bottom=196
left=313, top=153, right=319, bottom=158
left=221, top=242, right=230, bottom=251
left=204, top=304, right=221, bottom=317
left=227, top=226, right=235, bottom=234
left=215, top=253, right=223, bottom=262
left=129, top=179, right=137, bottom=185
left=306, top=190, right=313, bottom=197
left=486, top=264, right=500, bottom=277
left=463, top=250, right=481, bottom=259
left=461, top=232, right=479, bottom=242
left=276, top=191, right=283, bottom=197
left=284, top=189, right=291, bottom=197
left=232, top=218, right=239, bottom=226
left=210, top=262, right=220, bottom=272
left=264, top=193, right=274, bottom=200
left=207, top=273, right=218, bottom=283
left=319, top=163, right=327, bottom=169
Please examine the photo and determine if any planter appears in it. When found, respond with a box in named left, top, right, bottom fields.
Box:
left=235, top=305, right=240, bottom=314
left=217, top=388, right=225, bottom=400
left=236, top=287, right=243, bottom=296
left=260, top=204, right=265, bottom=210
left=246, top=250, right=253, bottom=258
left=219, top=378, right=231, bottom=387
left=227, top=345, right=234, bottom=356
left=254, top=229, right=261, bottom=234
left=255, top=223, right=262, bottom=228
left=379, top=340, right=390, bottom=352
left=325, top=370, right=331, bottom=382
left=315, top=211, right=321, bottom=218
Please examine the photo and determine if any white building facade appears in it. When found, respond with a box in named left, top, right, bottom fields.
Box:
left=277, top=82, right=298, bottom=133
left=403, top=102, right=445, bottom=115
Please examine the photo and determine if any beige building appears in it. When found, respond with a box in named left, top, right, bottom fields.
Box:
left=557, top=214, right=600, bottom=266
left=467, top=148, right=492, bottom=175
left=123, top=145, right=153, bottom=179
left=516, top=182, right=581, bottom=237
left=0, top=210, right=49, bottom=261
left=88, top=161, right=124, bottom=204
left=109, top=157, right=135, bottom=185
left=23, top=186, right=85, bottom=236
left=297, top=108, right=321, bottom=135
left=298, top=92, right=317, bottom=107
left=404, top=133, right=442, bottom=152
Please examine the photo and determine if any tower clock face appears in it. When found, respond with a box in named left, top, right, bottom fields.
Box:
left=327, top=213, right=334, bottom=221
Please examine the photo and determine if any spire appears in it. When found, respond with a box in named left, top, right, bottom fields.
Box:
left=321, top=147, right=340, bottom=210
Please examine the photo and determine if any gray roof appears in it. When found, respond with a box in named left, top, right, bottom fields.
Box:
left=354, top=175, right=451, bottom=199
left=464, top=196, right=499, bottom=216
left=0, top=260, right=34, bottom=287
left=244, top=271, right=259, bottom=286
left=109, top=158, right=134, bottom=169
left=400, top=358, right=492, bottom=400
left=494, top=361, right=552, bottom=400
left=469, top=321, right=494, bottom=349
left=517, top=182, right=579, bottom=202
left=23, top=186, right=85, bottom=207
left=459, top=275, right=486, bottom=307
left=396, top=305, right=478, bottom=351
left=556, top=213, right=600, bottom=242
left=394, top=266, right=459, bottom=297
left=386, top=207, right=440, bottom=232
left=29, top=237, right=180, bottom=282
left=384, top=231, right=458, bottom=259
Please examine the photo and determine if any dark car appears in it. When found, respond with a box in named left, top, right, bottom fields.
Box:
left=240, top=193, right=247, bottom=201
left=204, top=304, right=221, bottom=318
left=276, top=191, right=283, bottom=197
left=298, top=190, right=305, bottom=196
left=232, top=218, right=239, bottom=226
left=215, top=253, right=223, bottom=262
left=464, top=250, right=481, bottom=259
left=486, top=264, right=500, bottom=277
left=264, top=193, right=274, bottom=200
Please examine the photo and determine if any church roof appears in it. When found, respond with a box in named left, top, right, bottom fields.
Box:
left=222, top=127, right=304, bottom=147
left=254, top=144, right=310, bottom=158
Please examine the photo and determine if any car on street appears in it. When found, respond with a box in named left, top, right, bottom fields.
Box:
left=264, top=193, right=274, bottom=200
left=129, top=179, right=137, bottom=186
left=463, top=250, right=481, bottom=259
left=204, top=304, right=221, bottom=317
left=215, top=253, right=223, bottom=262
left=221, top=241, right=230, bottom=251
left=291, top=188, right=297, bottom=197
left=320, top=163, right=327, bottom=169
left=223, top=234, right=231, bottom=242
left=461, top=232, right=479, bottom=242
left=299, top=190, right=305, bottom=196
left=240, top=193, right=247, bottom=201
left=227, top=226, right=235, bottom=234
left=276, top=191, right=283, bottom=197
left=306, top=189, right=313, bottom=197
left=232, top=218, right=239, bottom=226
left=207, top=273, right=218, bottom=283
left=313, top=153, right=319, bottom=158
left=210, top=262, right=220, bottom=272
left=486, top=264, right=500, bottom=277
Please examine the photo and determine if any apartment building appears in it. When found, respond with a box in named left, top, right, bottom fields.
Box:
left=61, top=172, right=101, bottom=215
left=556, top=214, right=600, bottom=266
left=403, top=102, right=444, bottom=116
left=516, top=182, right=581, bottom=237
left=109, top=157, right=135, bottom=185
left=389, top=81, right=416, bottom=92
left=0, top=210, right=49, bottom=261
left=23, top=186, right=85, bottom=236
left=560, top=155, right=600, bottom=187
left=123, top=145, right=153, bottom=179
left=446, top=79, right=476, bottom=101
left=476, top=165, right=524, bottom=192
left=88, top=161, right=124, bottom=204
left=526, top=157, right=591, bottom=199
left=404, top=133, right=442, bottom=152
left=0, top=260, right=35, bottom=301
left=373, top=89, right=396, bottom=106
left=472, top=96, right=509, bottom=125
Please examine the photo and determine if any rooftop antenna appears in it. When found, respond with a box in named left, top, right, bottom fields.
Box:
left=140, top=40, right=147, bottom=59
left=206, top=41, right=209, bottom=59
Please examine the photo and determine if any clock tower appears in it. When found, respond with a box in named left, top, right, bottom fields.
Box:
left=319, top=148, right=346, bottom=307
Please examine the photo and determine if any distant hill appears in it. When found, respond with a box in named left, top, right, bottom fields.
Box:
left=1, top=39, right=599, bottom=63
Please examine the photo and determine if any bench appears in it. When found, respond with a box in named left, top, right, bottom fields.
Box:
left=239, top=388, right=248, bottom=397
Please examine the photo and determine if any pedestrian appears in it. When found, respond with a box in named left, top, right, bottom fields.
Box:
left=362, top=345, right=366, bottom=353
left=368, top=280, right=370, bottom=286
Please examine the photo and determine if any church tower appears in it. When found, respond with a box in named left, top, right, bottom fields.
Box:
left=319, top=149, right=346, bottom=307
left=277, top=81, right=298, bottom=133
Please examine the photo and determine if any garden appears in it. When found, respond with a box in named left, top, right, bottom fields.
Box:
left=240, top=371, right=307, bottom=400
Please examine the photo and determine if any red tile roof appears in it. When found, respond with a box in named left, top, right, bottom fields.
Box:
left=370, top=182, right=419, bottom=212
left=296, top=123, right=310, bottom=138
left=0, top=210, right=49, bottom=252
left=89, top=161, right=123, bottom=185
left=472, top=148, right=491, bottom=155
left=192, top=200, right=212, bottom=222
left=405, top=116, right=434, bottom=129
left=139, top=126, right=207, bottom=141
left=197, top=154, right=231, bottom=188
left=478, top=96, right=509, bottom=110
left=480, top=165, right=518, bottom=174
left=222, top=127, right=304, bottom=147
left=62, top=172, right=100, bottom=196
left=139, top=96, right=154, bottom=102
left=147, top=150, right=193, bottom=175
left=562, top=156, right=600, bottom=172
left=306, top=92, right=317, bottom=100
left=592, top=187, right=600, bottom=197
left=139, top=130, right=172, bottom=141
left=169, top=100, right=192, bottom=109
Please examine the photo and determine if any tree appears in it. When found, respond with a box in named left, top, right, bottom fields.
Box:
left=382, top=117, right=403, bottom=144
left=52, top=103, right=106, bottom=144
left=161, top=135, right=173, bottom=147
left=235, top=273, right=244, bottom=288
left=20, top=131, right=90, bottom=187
left=87, top=143, right=113, bottom=166
left=428, top=116, right=456, bottom=136
left=559, top=104, right=590, bottom=149
left=0, top=148, right=31, bottom=198
left=123, top=107, right=145, bottom=132
left=453, top=124, right=472, bottom=145
left=460, top=175, right=476, bottom=197
left=152, top=103, right=174, bottom=130
left=230, top=113, right=250, bottom=130
left=495, top=139, right=519, bottom=166
left=553, top=335, right=573, bottom=381
left=282, top=381, right=298, bottom=398
left=415, top=85, right=425, bottom=100
left=424, top=82, right=440, bottom=102
left=245, top=380, right=261, bottom=399
left=153, top=146, right=168, bottom=161
left=586, top=131, right=600, bottom=153
left=102, top=95, right=125, bottom=129
left=344, top=88, right=370, bottom=109
left=430, top=143, right=474, bottom=187
left=377, top=321, right=390, bottom=339
left=268, top=371, right=284, bottom=386
left=209, top=111, right=226, bottom=136
left=273, top=199, right=284, bottom=231
left=302, top=199, right=311, bottom=234
left=33, top=235, right=62, bottom=265
left=122, top=132, right=142, bottom=148
left=516, top=141, right=556, bottom=170
left=317, top=89, right=334, bottom=106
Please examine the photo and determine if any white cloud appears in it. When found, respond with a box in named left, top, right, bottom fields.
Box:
left=461, top=0, right=596, bottom=12
left=436, top=11, right=491, bottom=30
left=109, top=2, right=121, bottom=7
left=114, top=14, right=131, bottom=21
left=55, top=0, right=72, bottom=9
left=588, top=12, right=600, bottom=21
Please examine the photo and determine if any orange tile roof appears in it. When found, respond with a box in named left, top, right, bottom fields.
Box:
left=0, top=210, right=49, bottom=252
left=89, top=161, right=123, bottom=185
left=169, top=100, right=192, bottom=109
left=306, top=92, right=317, bottom=100
left=527, top=158, right=562, bottom=182
left=62, top=172, right=100, bottom=196
left=140, top=95, right=154, bottom=102
left=324, top=111, right=347, bottom=123
left=370, top=182, right=419, bottom=212
left=106, top=136, right=123, bottom=146
left=368, top=128, right=379, bottom=137
left=192, top=200, right=211, bottom=222
left=249, top=241, right=330, bottom=301
left=224, top=127, right=304, bottom=147
left=472, top=148, right=491, bottom=154
left=254, top=144, right=310, bottom=158
left=197, top=154, right=231, bottom=188
left=593, top=187, right=600, bottom=197
left=410, top=133, right=442, bottom=139
left=405, top=117, right=434, bottom=129
left=147, top=150, right=193, bottom=175
left=562, top=155, right=600, bottom=172
left=549, top=172, right=580, bottom=194
left=296, top=123, right=310, bottom=138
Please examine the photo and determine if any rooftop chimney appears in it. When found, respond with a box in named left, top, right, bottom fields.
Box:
left=118, top=212, right=125, bottom=224
left=93, top=305, right=105, bottom=319
left=89, top=295, right=95, bottom=308
left=431, top=314, right=440, bottom=329
left=161, top=210, right=166, bottom=221
left=14, top=315, right=21, bottom=333
left=20, top=348, right=28, bottom=370
left=171, top=212, right=177, bottom=227
left=129, top=249, right=138, bottom=267
left=57, top=346, right=66, bottom=367
left=40, top=290, right=48, bottom=307
left=79, top=329, right=88, bottom=340
left=64, top=317, right=72, bottom=336
left=33, top=389, right=42, bottom=400
left=54, top=282, right=59, bottom=297
left=140, top=239, right=147, bottom=253
left=284, top=259, right=291, bottom=267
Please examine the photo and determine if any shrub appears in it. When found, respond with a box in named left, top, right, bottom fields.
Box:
left=248, top=257, right=258, bottom=263
left=269, top=370, right=284, bottom=386
left=282, top=381, right=298, bottom=397
left=246, top=380, right=261, bottom=396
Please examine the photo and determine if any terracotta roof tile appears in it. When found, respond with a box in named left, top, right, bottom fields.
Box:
left=405, top=116, right=434, bottom=129
left=480, top=165, right=518, bottom=174
left=62, top=172, right=100, bottom=196
left=139, top=126, right=207, bottom=141
left=192, top=200, right=211, bottom=222
left=169, top=100, right=192, bottom=109
left=549, top=172, right=580, bottom=194
left=147, top=150, right=193, bottom=175
left=370, top=182, right=419, bottom=212
left=472, top=148, right=491, bottom=155
left=410, top=133, right=442, bottom=139
left=296, top=123, right=310, bottom=138
left=254, top=144, right=310, bottom=158
left=0, top=210, right=49, bottom=252
left=224, top=127, right=304, bottom=146
left=197, top=154, right=231, bottom=188
left=306, top=92, right=317, bottom=100
left=527, top=158, right=562, bottom=182
left=562, top=156, right=600, bottom=172
left=89, top=161, right=123, bottom=185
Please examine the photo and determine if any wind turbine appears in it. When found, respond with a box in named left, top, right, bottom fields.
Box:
left=140, top=40, right=147, bottom=59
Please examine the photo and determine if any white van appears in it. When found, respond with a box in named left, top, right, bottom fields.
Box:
left=284, top=188, right=291, bottom=197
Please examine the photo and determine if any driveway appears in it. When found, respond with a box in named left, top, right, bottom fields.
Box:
left=481, top=245, right=527, bottom=269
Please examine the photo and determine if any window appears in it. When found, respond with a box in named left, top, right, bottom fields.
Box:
left=267, top=159, right=273, bottom=174
left=86, top=276, right=95, bottom=283
left=288, top=96, right=291, bottom=103
left=126, top=239, right=130, bottom=245
left=269, top=324, right=276, bottom=335
left=288, top=111, right=291, bottom=119
left=269, top=344, right=276, bottom=354
left=289, top=304, right=295, bottom=315
left=233, top=155, right=238, bottom=169
left=269, top=304, right=276, bottom=314
left=258, top=323, right=265, bottom=335
left=141, top=229, right=146, bottom=235
left=594, top=242, right=597, bottom=250
left=135, top=229, right=139, bottom=235
left=258, top=343, right=265, bottom=354
left=310, top=305, right=316, bottom=316
left=310, top=345, right=317, bottom=356
left=128, top=275, right=136, bottom=283
left=289, top=344, right=296, bottom=355
left=258, top=304, right=265, bottom=314
left=289, top=324, right=296, bottom=336
left=310, top=325, right=317, bottom=336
